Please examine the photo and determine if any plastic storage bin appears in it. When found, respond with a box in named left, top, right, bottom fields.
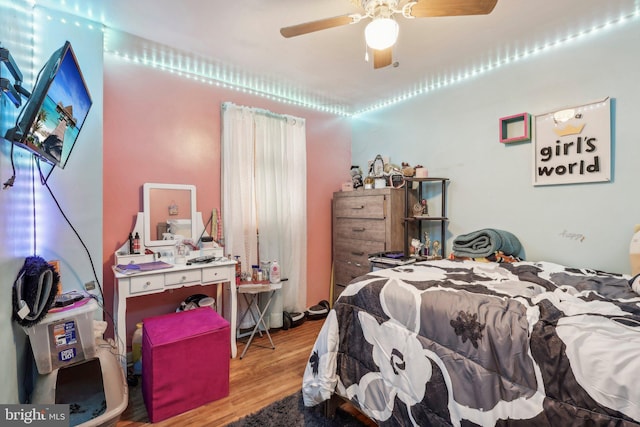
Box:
left=24, top=298, right=99, bottom=374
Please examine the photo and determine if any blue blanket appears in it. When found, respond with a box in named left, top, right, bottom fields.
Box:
left=452, top=228, right=522, bottom=258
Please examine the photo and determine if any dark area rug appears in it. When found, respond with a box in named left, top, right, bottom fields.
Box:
left=225, top=391, right=369, bottom=427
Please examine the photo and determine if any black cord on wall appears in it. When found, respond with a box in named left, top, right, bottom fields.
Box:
left=36, top=159, right=104, bottom=301
left=2, top=142, right=16, bottom=189
left=31, top=158, right=36, bottom=255
left=34, top=159, right=126, bottom=358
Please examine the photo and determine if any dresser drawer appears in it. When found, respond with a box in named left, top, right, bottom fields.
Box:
left=334, top=259, right=370, bottom=286
left=165, top=269, right=201, bottom=286
left=334, top=195, right=386, bottom=219
left=334, top=218, right=386, bottom=242
left=202, top=266, right=232, bottom=283
left=130, top=275, right=164, bottom=294
left=335, top=238, right=385, bottom=263
left=333, top=283, right=347, bottom=301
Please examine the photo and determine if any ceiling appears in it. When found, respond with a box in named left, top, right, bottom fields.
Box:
left=34, top=0, right=640, bottom=114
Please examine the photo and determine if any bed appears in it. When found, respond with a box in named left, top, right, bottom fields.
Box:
left=302, top=259, right=640, bottom=426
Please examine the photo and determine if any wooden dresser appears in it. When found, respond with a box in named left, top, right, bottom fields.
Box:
left=332, top=188, right=404, bottom=302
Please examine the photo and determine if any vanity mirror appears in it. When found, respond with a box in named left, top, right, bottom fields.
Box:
left=143, top=183, right=196, bottom=247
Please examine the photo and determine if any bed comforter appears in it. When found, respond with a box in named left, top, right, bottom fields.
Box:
left=302, top=259, right=640, bottom=426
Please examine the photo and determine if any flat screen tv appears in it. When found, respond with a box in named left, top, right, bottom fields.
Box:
left=4, top=41, right=92, bottom=169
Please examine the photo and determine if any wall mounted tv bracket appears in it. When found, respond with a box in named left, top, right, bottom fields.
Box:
left=0, top=46, right=31, bottom=108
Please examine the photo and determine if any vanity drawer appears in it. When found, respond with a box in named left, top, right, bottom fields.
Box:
left=202, top=266, right=232, bottom=284
left=334, top=218, right=386, bottom=242
left=334, top=195, right=386, bottom=219
left=165, top=269, right=202, bottom=286
left=130, top=275, right=164, bottom=294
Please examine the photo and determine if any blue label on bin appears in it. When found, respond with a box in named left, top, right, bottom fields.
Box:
left=53, top=320, right=78, bottom=347
left=64, top=320, right=77, bottom=344
left=59, top=347, right=76, bottom=362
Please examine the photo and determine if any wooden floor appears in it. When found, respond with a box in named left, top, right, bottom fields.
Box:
left=116, top=318, right=325, bottom=426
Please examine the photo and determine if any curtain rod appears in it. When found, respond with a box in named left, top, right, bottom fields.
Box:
left=222, top=102, right=305, bottom=125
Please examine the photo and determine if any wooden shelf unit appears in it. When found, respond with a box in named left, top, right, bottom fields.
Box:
left=403, top=177, right=449, bottom=259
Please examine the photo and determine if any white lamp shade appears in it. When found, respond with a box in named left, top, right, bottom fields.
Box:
left=365, top=17, right=399, bottom=50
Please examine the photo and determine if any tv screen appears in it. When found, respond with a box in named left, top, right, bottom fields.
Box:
left=5, top=41, right=92, bottom=169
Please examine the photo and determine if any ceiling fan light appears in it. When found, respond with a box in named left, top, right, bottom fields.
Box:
left=365, top=18, right=399, bottom=50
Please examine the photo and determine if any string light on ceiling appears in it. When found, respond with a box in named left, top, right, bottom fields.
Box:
left=14, top=1, right=640, bottom=117
left=353, top=8, right=640, bottom=116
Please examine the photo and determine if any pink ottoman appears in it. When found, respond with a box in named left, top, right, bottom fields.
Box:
left=142, top=307, right=230, bottom=422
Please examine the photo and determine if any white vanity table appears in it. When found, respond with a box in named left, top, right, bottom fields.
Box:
left=113, top=184, right=239, bottom=372
left=112, top=254, right=238, bottom=364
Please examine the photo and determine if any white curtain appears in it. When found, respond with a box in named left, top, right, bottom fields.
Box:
left=221, top=102, right=307, bottom=319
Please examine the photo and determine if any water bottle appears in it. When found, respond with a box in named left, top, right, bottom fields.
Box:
left=270, top=261, right=281, bottom=283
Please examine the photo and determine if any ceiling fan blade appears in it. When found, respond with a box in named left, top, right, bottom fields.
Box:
left=280, top=15, right=356, bottom=38
left=373, top=48, right=393, bottom=69
left=409, top=0, right=498, bottom=17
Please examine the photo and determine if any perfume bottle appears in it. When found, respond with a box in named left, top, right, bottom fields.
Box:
left=133, top=232, right=141, bottom=254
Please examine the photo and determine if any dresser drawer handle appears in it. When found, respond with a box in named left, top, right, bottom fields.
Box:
left=351, top=205, right=365, bottom=210
left=354, top=262, right=362, bottom=267
left=144, top=281, right=151, bottom=288
left=352, top=227, right=366, bottom=232
left=351, top=251, right=365, bottom=256
left=181, top=275, right=187, bottom=281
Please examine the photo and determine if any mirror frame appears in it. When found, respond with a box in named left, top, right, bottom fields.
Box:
left=143, top=183, right=197, bottom=247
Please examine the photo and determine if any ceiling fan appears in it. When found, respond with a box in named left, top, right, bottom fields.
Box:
left=280, top=0, right=498, bottom=69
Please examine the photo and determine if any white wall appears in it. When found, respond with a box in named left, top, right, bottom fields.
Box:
left=1, top=0, right=34, bottom=405
left=352, top=21, right=640, bottom=274
left=0, top=2, right=103, bottom=403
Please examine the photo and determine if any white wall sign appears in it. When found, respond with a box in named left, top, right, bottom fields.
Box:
left=533, top=98, right=611, bottom=186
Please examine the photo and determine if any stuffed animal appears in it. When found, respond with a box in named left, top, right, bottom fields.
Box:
left=401, top=162, right=415, bottom=177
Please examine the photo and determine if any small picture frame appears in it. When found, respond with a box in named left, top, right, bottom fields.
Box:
left=389, top=173, right=405, bottom=188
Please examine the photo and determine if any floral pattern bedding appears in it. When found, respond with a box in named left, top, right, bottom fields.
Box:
left=302, top=259, right=640, bottom=426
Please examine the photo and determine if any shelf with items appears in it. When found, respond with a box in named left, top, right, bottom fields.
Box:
left=403, top=177, right=449, bottom=260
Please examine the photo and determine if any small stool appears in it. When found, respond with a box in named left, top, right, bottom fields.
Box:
left=142, top=307, right=230, bottom=422
left=237, top=281, right=282, bottom=359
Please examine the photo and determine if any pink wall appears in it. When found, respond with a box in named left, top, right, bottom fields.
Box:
left=103, top=55, right=351, bottom=344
